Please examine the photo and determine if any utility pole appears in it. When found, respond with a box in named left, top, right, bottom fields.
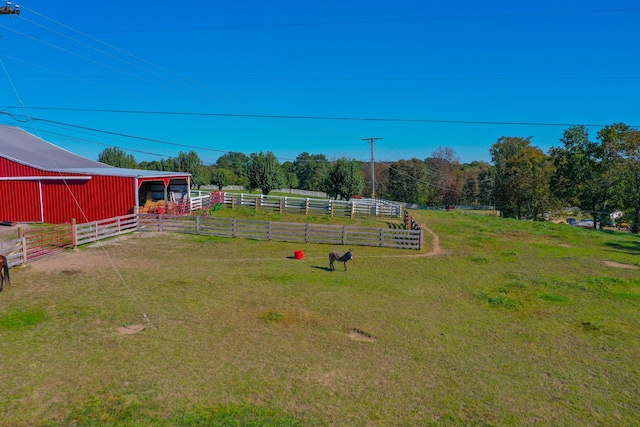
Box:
left=362, top=137, right=382, bottom=198
left=0, top=2, right=20, bottom=15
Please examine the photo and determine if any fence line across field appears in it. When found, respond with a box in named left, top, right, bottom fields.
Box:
left=218, top=194, right=402, bottom=219
left=137, top=214, right=422, bottom=250
left=2, top=208, right=422, bottom=269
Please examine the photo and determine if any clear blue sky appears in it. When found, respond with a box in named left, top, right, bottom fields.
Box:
left=1, top=0, right=638, bottom=165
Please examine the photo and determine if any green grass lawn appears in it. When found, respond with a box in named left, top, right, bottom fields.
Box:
left=0, top=210, right=638, bottom=426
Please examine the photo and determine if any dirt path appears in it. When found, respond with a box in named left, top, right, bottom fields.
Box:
left=421, top=222, right=446, bottom=256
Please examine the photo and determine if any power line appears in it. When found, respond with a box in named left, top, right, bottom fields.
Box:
left=7, top=106, right=637, bottom=128
left=6, top=7, right=640, bottom=36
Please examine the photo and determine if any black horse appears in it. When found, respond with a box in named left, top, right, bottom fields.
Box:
left=0, top=255, right=9, bottom=292
left=329, top=249, right=354, bottom=271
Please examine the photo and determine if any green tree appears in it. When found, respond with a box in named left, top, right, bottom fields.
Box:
left=209, top=166, right=233, bottom=190
left=606, top=124, right=640, bottom=232
left=459, top=161, right=492, bottom=206
left=322, top=158, right=364, bottom=201
left=490, top=136, right=533, bottom=217
left=216, top=152, right=249, bottom=185
left=386, top=158, right=429, bottom=204
left=502, top=147, right=555, bottom=219
left=293, top=152, right=329, bottom=191
left=98, top=147, right=138, bottom=169
left=425, top=146, right=460, bottom=207
left=248, top=151, right=284, bottom=195
left=550, top=125, right=623, bottom=228
left=281, top=161, right=299, bottom=190
left=173, top=151, right=209, bottom=189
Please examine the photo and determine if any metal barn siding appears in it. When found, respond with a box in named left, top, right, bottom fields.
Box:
left=0, top=156, right=49, bottom=177
left=0, top=180, right=42, bottom=222
left=41, top=175, right=135, bottom=224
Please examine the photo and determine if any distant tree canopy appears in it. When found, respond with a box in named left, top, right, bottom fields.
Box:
left=247, top=151, right=284, bottom=195
left=323, top=158, right=364, bottom=201
left=293, top=152, right=329, bottom=191
left=215, top=151, right=250, bottom=187
left=208, top=166, right=233, bottom=190
left=98, top=147, right=138, bottom=169
left=386, top=158, right=429, bottom=205
left=103, top=122, right=640, bottom=233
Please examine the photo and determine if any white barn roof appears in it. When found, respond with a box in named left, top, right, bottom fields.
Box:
left=0, top=125, right=189, bottom=178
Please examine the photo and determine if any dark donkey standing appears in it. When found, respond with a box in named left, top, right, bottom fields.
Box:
left=0, top=255, right=10, bottom=292
left=329, top=249, right=354, bottom=271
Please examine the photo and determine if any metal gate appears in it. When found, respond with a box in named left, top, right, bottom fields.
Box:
left=24, top=224, right=73, bottom=262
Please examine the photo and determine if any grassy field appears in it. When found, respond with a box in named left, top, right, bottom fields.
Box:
left=1, top=210, right=639, bottom=426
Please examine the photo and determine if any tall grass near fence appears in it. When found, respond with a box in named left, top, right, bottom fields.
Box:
left=1, top=210, right=639, bottom=425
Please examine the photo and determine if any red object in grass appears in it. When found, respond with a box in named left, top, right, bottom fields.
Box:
left=294, top=250, right=304, bottom=259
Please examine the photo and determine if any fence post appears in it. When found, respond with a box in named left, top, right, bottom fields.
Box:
left=280, top=198, right=284, bottom=214
left=196, top=216, right=201, bottom=234
left=255, top=195, right=259, bottom=211
left=342, top=226, right=347, bottom=245
left=71, top=218, right=78, bottom=250
left=419, top=228, right=424, bottom=250
left=231, top=196, right=236, bottom=210
left=18, top=227, right=27, bottom=266
left=350, top=202, right=355, bottom=219
left=268, top=221, right=272, bottom=241
left=232, top=219, right=237, bottom=237
left=329, top=200, right=333, bottom=217
left=380, top=228, right=384, bottom=247
left=158, top=214, right=163, bottom=232
left=305, top=198, right=309, bottom=216
left=305, top=223, right=310, bottom=243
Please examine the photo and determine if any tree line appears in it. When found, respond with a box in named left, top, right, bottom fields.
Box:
left=97, top=121, right=640, bottom=231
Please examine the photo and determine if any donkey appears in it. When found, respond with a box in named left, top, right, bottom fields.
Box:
left=0, top=255, right=9, bottom=292
left=329, top=249, right=354, bottom=271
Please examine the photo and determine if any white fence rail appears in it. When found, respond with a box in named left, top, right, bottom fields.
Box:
left=74, top=214, right=139, bottom=246
left=138, top=214, right=422, bottom=250
left=221, top=194, right=402, bottom=219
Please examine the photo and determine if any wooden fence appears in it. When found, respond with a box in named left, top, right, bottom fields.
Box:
left=0, top=238, right=26, bottom=268
left=74, top=214, right=139, bottom=246
left=0, top=210, right=421, bottom=271
left=138, top=214, right=422, bottom=250
left=223, top=194, right=402, bottom=219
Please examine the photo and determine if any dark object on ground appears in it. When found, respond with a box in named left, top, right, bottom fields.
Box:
left=0, top=255, right=10, bottom=291
left=329, top=249, right=354, bottom=271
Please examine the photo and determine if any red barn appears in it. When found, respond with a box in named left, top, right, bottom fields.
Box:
left=0, top=125, right=191, bottom=224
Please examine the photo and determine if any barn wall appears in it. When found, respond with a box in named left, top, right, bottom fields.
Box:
left=1, top=157, right=135, bottom=224
left=0, top=180, right=42, bottom=222
left=0, top=157, right=50, bottom=177
left=1, top=157, right=45, bottom=222
left=41, top=175, right=135, bottom=224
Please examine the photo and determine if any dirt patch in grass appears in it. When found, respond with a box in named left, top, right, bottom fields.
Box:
left=347, top=328, right=377, bottom=342
left=117, top=324, right=146, bottom=334
left=27, top=249, right=113, bottom=274
left=603, top=261, right=639, bottom=269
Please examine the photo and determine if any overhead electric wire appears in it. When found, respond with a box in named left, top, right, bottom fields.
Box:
left=5, top=7, right=639, bottom=36
left=13, top=6, right=360, bottom=140
left=7, top=106, right=637, bottom=128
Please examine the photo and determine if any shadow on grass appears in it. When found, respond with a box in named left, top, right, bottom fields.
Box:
left=311, top=266, right=333, bottom=272
left=605, top=240, right=640, bottom=255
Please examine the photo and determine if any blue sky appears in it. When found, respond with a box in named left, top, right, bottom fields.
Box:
left=0, top=0, right=638, bottom=165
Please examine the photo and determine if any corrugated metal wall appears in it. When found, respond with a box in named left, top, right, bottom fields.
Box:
left=1, top=157, right=136, bottom=224
left=41, top=175, right=135, bottom=223
left=0, top=180, right=42, bottom=222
